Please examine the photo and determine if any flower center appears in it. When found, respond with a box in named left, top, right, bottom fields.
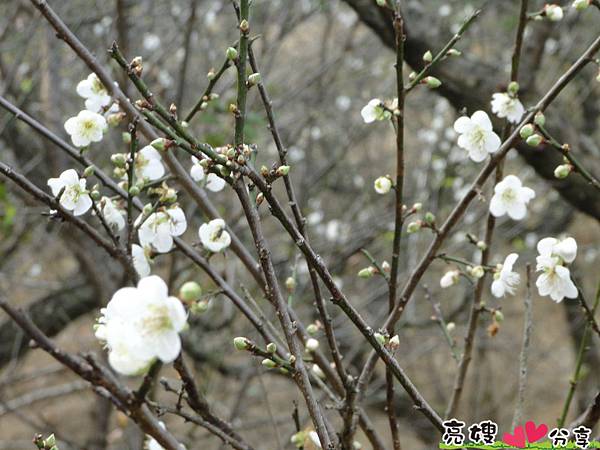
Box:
left=141, top=304, right=172, bottom=334
left=210, top=226, right=224, bottom=242
left=501, top=188, right=517, bottom=202
left=470, top=127, right=486, bottom=147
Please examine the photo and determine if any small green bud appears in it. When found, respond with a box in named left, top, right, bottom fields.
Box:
left=573, top=0, right=590, bottom=10
left=307, top=324, right=319, bottom=335
left=276, top=165, right=290, bottom=176
left=408, top=72, right=417, bottom=81
left=122, top=132, right=131, bottom=144
left=179, top=281, right=202, bottom=302
left=305, top=338, right=319, bottom=352
left=111, top=153, right=127, bottom=168
left=358, top=267, right=374, bottom=279
left=446, top=48, right=461, bottom=57
left=423, top=50, right=433, bottom=63
left=285, top=276, right=296, bottom=292
left=107, top=112, right=125, bottom=127
left=412, top=202, right=422, bottom=212
left=423, top=76, right=442, bottom=89
left=507, top=81, right=519, bottom=95
left=407, top=221, right=421, bottom=233
left=266, top=342, right=277, bottom=353
left=129, top=185, right=140, bottom=196
left=446, top=322, right=456, bottom=333
left=83, top=165, right=95, bottom=178
left=218, top=165, right=230, bottom=177
left=375, top=0, right=386, bottom=6
left=191, top=300, right=209, bottom=314
left=143, top=203, right=153, bottom=215
left=239, top=19, right=249, bottom=32
left=207, top=70, right=216, bottom=80
left=374, top=332, right=386, bottom=345
left=424, top=212, right=435, bottom=224
left=226, top=47, right=238, bottom=60
left=90, top=190, right=101, bottom=201
left=150, top=138, right=167, bottom=151
left=476, top=240, right=487, bottom=251
left=199, top=101, right=208, bottom=111
left=526, top=133, right=543, bottom=147
left=554, top=164, right=572, bottom=179
left=534, top=112, right=546, bottom=127
left=291, top=432, right=306, bottom=447
left=248, top=72, right=262, bottom=85
left=262, top=358, right=277, bottom=369
left=469, top=265, right=485, bottom=279
left=233, top=337, right=249, bottom=351
left=494, top=310, right=504, bottom=323
left=519, top=124, right=535, bottom=139
left=45, top=434, right=57, bottom=447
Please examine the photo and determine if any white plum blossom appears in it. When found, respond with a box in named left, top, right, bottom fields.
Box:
left=138, top=206, right=187, bottom=253
left=199, top=218, right=231, bottom=252
left=360, top=98, right=389, bottom=123
left=545, top=4, right=564, bottom=21
left=190, top=157, right=226, bottom=192
left=76, top=73, right=111, bottom=112
left=64, top=110, right=107, bottom=147
left=491, top=253, right=520, bottom=298
left=440, top=270, right=460, bottom=288
left=132, top=244, right=152, bottom=278
left=135, top=145, right=165, bottom=181
left=491, top=93, right=525, bottom=124
left=374, top=176, right=392, bottom=194
left=100, top=197, right=125, bottom=231
left=96, top=276, right=188, bottom=375
left=47, top=169, right=92, bottom=216
left=489, top=175, right=536, bottom=220
left=535, top=237, right=578, bottom=302
left=453, top=111, right=501, bottom=162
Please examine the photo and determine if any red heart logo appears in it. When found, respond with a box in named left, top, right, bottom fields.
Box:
left=503, top=425, right=526, bottom=448
left=525, top=421, right=548, bottom=443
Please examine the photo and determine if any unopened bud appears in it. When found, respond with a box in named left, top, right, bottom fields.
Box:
left=494, top=310, right=505, bottom=323
left=376, top=0, right=386, bottom=5
left=239, top=19, right=249, bottom=32
left=111, top=153, right=127, bottom=168
left=207, top=70, right=216, bottom=80
left=107, top=112, right=126, bottom=127
left=358, top=267, right=375, bottom=278
left=311, top=364, right=326, bottom=379
left=151, top=138, right=168, bottom=151
left=374, top=332, right=386, bottom=345
left=381, top=261, right=391, bottom=272
left=423, top=50, right=433, bottom=63
left=389, top=335, right=400, bottom=349
left=409, top=72, right=417, bottom=81
left=179, top=281, right=202, bottom=302
left=226, top=47, right=238, bottom=60
left=122, top=132, right=131, bottom=144
left=291, top=432, right=306, bottom=447
left=307, top=324, right=319, bottom=335
left=256, top=192, right=264, bottom=206
left=469, top=265, right=485, bottom=279
left=285, top=276, right=296, bottom=292
left=306, top=338, right=319, bottom=352
left=143, top=203, right=154, bottom=215
left=83, top=165, right=95, bottom=178
left=260, top=165, right=269, bottom=177
left=266, top=342, right=277, bottom=353
left=573, top=0, right=590, bottom=10
left=199, top=101, right=208, bottom=111
left=534, top=112, right=546, bottom=127
left=477, top=240, right=487, bottom=251
left=507, top=81, right=519, bottom=96
left=423, top=76, right=442, bottom=89
left=90, top=190, right=101, bottom=201
left=261, top=358, right=277, bottom=369
left=519, top=124, right=535, bottom=139
left=424, top=212, right=435, bottom=224
left=526, top=133, right=543, bottom=147
left=412, top=202, right=423, bottom=212
left=129, top=185, right=140, bottom=196
left=233, top=337, right=249, bottom=351
left=407, top=221, right=421, bottom=233
left=446, top=48, right=461, bottom=57
left=191, top=300, right=210, bottom=314
left=276, top=165, right=290, bottom=176
left=554, top=164, right=572, bottom=179
left=446, top=322, right=456, bottom=333
left=248, top=72, right=262, bottom=85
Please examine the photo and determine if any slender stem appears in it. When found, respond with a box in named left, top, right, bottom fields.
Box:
left=126, top=120, right=138, bottom=258
left=234, top=0, right=250, bottom=147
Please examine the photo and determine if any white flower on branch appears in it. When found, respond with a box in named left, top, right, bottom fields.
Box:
left=489, top=175, right=535, bottom=220
left=491, top=253, right=520, bottom=298
left=135, top=145, right=165, bottom=181
left=76, top=73, right=111, bottom=112
left=374, top=176, right=392, bottom=194
left=440, top=270, right=460, bottom=288
left=535, top=237, right=578, bottom=302
left=199, top=218, right=231, bottom=252
left=453, top=110, right=501, bottom=162
left=64, top=110, right=107, bottom=147
left=190, top=156, right=226, bottom=192
left=47, top=169, right=92, bottom=216
left=132, top=244, right=152, bottom=277
left=96, top=275, right=188, bottom=375
left=491, top=92, right=525, bottom=123
left=138, top=206, right=187, bottom=253
left=100, top=196, right=125, bottom=231
left=360, top=98, right=389, bottom=123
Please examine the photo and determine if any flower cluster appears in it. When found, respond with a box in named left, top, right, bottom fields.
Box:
left=95, top=276, right=187, bottom=375
left=536, top=237, right=578, bottom=302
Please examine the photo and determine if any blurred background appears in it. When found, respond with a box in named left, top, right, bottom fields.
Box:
left=0, top=0, right=599, bottom=448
